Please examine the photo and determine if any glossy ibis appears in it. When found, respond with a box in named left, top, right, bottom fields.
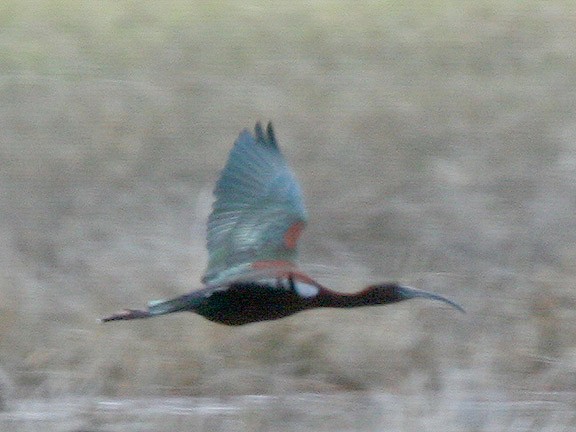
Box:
left=102, top=122, right=464, bottom=326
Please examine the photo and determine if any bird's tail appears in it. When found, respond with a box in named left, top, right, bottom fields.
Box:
left=101, top=293, right=200, bottom=323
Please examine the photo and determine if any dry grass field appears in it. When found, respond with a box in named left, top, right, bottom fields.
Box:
left=1, top=1, right=575, bottom=430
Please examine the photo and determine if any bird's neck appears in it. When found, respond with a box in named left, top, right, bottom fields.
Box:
left=315, top=285, right=403, bottom=309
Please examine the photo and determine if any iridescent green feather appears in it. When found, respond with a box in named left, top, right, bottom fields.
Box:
left=203, top=122, right=307, bottom=285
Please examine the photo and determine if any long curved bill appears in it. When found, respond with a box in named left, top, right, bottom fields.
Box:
left=398, top=285, right=466, bottom=313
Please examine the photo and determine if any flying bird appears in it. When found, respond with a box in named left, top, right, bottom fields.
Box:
left=102, top=122, right=464, bottom=326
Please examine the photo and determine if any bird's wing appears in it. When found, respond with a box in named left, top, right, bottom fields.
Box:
left=202, top=122, right=308, bottom=285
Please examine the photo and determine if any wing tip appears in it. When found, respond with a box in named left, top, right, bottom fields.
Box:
left=254, top=121, right=277, bottom=149
left=236, top=121, right=277, bottom=150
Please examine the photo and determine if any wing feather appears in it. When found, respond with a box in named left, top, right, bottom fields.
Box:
left=203, top=122, right=307, bottom=285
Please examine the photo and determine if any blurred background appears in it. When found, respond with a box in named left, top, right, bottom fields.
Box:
left=1, top=1, right=576, bottom=430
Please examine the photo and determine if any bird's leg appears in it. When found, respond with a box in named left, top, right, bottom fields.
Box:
left=101, top=292, right=206, bottom=323
left=100, top=308, right=151, bottom=322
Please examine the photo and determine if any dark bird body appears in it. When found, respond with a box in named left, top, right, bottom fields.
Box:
left=102, top=123, right=463, bottom=326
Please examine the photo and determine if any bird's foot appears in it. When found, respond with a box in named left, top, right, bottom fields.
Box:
left=100, top=308, right=151, bottom=323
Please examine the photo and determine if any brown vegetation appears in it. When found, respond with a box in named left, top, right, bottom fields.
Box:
left=0, top=1, right=575, bottom=430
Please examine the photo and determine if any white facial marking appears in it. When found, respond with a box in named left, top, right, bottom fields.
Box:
left=294, top=281, right=319, bottom=298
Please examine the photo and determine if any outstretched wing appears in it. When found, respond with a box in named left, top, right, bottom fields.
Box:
left=202, top=122, right=308, bottom=285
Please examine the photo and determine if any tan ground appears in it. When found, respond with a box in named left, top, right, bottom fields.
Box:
left=0, top=1, right=575, bottom=430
